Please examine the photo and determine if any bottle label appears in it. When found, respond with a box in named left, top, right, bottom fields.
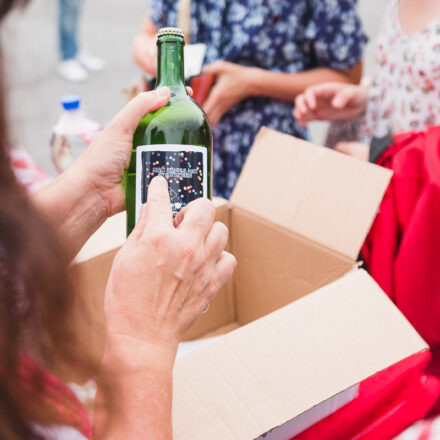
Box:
left=136, top=144, right=208, bottom=222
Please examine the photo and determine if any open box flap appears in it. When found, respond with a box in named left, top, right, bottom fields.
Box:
left=172, top=270, right=427, bottom=440
left=230, top=128, right=392, bottom=260
left=75, top=212, right=126, bottom=263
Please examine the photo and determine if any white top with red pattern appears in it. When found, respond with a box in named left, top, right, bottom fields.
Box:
left=361, top=0, right=440, bottom=142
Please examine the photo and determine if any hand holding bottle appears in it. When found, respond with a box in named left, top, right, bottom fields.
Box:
left=293, top=82, right=369, bottom=127
left=72, top=88, right=171, bottom=218
left=105, top=176, right=236, bottom=349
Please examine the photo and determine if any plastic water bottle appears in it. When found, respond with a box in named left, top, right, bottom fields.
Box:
left=50, top=95, right=101, bottom=173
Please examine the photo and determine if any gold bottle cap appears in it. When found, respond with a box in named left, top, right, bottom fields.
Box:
left=157, top=27, right=185, bottom=38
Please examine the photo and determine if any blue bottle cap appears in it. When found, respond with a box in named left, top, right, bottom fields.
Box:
left=61, top=94, right=81, bottom=111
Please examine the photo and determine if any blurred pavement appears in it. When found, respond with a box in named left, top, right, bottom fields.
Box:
left=3, top=0, right=384, bottom=175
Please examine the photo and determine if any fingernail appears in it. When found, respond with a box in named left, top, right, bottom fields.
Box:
left=156, top=87, right=170, bottom=98
left=153, top=175, right=167, bottom=184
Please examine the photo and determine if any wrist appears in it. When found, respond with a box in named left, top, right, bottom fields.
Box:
left=69, top=148, right=118, bottom=219
left=66, top=163, right=110, bottom=221
left=33, top=163, right=109, bottom=258
left=246, top=66, right=265, bottom=97
left=103, top=333, right=177, bottom=375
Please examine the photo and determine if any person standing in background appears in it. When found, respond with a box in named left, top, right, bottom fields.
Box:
left=133, top=0, right=367, bottom=199
left=294, top=0, right=440, bottom=159
left=294, top=0, right=440, bottom=419
left=57, top=0, right=105, bottom=82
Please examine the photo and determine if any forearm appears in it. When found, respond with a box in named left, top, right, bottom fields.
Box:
left=94, top=336, right=176, bottom=440
left=133, top=17, right=158, bottom=75
left=33, top=165, right=108, bottom=259
left=247, top=63, right=362, bottom=102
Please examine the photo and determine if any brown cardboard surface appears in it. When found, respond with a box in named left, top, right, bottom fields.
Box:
left=172, top=270, right=427, bottom=440
left=66, top=249, right=118, bottom=380
left=231, top=206, right=353, bottom=326
left=69, top=198, right=235, bottom=370
left=75, top=212, right=126, bottom=263
left=230, top=128, right=392, bottom=261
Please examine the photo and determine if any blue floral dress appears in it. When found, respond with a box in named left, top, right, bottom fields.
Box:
left=150, top=0, right=367, bottom=198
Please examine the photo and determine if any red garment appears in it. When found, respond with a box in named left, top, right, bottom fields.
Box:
left=190, top=73, right=214, bottom=105
left=362, top=127, right=440, bottom=348
left=144, top=73, right=214, bottom=105
left=294, top=352, right=440, bottom=440
left=18, top=353, right=92, bottom=439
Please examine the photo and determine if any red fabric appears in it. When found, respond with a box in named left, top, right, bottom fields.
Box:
left=18, top=353, right=93, bottom=439
left=362, top=127, right=440, bottom=348
left=190, top=73, right=214, bottom=105
left=294, top=352, right=440, bottom=440
left=362, top=127, right=440, bottom=418
left=143, top=73, right=214, bottom=105
left=426, top=345, right=440, bottom=417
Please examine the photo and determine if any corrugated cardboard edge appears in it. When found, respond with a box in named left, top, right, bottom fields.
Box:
left=173, top=270, right=427, bottom=440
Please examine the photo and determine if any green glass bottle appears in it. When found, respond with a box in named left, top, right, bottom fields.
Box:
left=125, top=27, right=212, bottom=235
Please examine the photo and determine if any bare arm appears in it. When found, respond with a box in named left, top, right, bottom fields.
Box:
left=202, top=61, right=362, bottom=125
left=247, top=62, right=362, bottom=102
left=95, top=338, right=176, bottom=439
left=133, top=17, right=158, bottom=76
left=33, top=168, right=108, bottom=260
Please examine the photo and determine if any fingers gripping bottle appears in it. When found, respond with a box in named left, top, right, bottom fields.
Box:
left=125, top=27, right=212, bottom=235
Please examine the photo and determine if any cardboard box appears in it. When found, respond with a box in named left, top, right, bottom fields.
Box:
left=71, top=128, right=428, bottom=439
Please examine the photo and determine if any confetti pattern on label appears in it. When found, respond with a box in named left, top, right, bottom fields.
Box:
left=139, top=148, right=206, bottom=217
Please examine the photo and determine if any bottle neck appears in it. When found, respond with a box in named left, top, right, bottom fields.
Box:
left=156, top=40, right=186, bottom=94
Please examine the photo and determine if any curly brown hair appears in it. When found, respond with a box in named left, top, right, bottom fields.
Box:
left=0, top=1, right=98, bottom=438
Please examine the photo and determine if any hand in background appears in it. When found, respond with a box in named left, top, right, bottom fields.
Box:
left=335, top=141, right=370, bottom=161
left=105, top=176, right=236, bottom=349
left=203, top=61, right=255, bottom=125
left=293, top=82, right=368, bottom=127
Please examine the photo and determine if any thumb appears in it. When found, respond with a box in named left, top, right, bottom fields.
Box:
left=108, top=88, right=171, bottom=135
